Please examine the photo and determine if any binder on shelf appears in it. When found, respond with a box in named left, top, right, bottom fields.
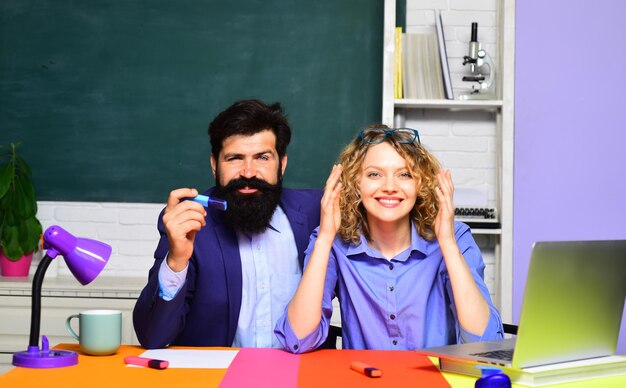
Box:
left=394, top=26, right=403, bottom=99
left=402, top=32, right=444, bottom=100
left=434, top=9, right=454, bottom=100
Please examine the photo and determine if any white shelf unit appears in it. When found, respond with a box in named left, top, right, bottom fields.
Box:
left=395, top=99, right=503, bottom=110
left=381, top=0, right=514, bottom=322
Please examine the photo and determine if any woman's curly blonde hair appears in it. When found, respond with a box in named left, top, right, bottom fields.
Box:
left=337, top=124, right=442, bottom=244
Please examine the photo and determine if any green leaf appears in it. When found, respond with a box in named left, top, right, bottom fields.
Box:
left=15, top=154, right=33, bottom=177
left=17, top=171, right=35, bottom=199
left=0, top=162, right=13, bottom=199
left=20, top=216, right=42, bottom=253
left=15, top=174, right=36, bottom=218
left=0, top=189, right=18, bottom=220
left=1, top=225, right=25, bottom=261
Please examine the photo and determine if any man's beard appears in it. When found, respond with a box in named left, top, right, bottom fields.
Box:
left=213, top=172, right=283, bottom=235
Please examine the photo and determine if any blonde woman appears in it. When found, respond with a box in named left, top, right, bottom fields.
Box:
left=275, top=124, right=503, bottom=353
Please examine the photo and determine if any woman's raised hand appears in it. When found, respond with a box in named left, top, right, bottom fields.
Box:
left=434, top=169, right=456, bottom=244
left=318, top=164, right=343, bottom=242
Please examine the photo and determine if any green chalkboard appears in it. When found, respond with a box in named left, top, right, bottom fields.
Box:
left=0, top=0, right=382, bottom=202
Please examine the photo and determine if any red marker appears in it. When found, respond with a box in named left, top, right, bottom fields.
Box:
left=124, top=356, right=169, bottom=370
left=350, top=361, right=382, bottom=378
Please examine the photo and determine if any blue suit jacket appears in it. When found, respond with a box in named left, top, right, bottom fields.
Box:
left=133, top=188, right=322, bottom=349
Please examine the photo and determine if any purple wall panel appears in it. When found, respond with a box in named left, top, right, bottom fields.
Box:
left=515, top=0, right=626, bottom=353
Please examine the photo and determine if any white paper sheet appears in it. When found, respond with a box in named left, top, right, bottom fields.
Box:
left=127, top=349, right=239, bottom=369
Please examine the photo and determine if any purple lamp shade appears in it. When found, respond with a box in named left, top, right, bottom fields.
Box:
left=43, top=225, right=111, bottom=284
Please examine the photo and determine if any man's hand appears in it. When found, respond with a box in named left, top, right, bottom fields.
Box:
left=162, top=188, right=207, bottom=272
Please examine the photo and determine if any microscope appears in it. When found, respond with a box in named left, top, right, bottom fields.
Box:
left=459, top=22, right=496, bottom=100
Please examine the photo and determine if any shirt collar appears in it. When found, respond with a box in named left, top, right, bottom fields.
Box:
left=345, top=221, right=429, bottom=260
left=267, top=205, right=287, bottom=233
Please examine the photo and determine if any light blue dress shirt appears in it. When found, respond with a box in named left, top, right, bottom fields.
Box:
left=274, top=221, right=504, bottom=353
left=158, top=206, right=301, bottom=348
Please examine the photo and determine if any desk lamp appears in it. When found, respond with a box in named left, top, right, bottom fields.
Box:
left=12, top=225, right=112, bottom=368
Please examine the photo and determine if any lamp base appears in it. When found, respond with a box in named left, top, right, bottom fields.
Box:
left=13, top=345, right=78, bottom=368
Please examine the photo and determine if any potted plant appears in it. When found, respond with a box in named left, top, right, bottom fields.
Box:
left=0, top=143, right=43, bottom=276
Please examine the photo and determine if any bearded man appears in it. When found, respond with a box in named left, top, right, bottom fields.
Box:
left=133, top=99, right=322, bottom=349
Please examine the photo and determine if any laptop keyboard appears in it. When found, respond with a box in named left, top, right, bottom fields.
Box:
left=470, top=349, right=514, bottom=361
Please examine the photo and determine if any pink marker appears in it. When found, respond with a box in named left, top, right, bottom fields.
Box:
left=124, top=355, right=169, bottom=370
left=350, top=361, right=382, bottom=378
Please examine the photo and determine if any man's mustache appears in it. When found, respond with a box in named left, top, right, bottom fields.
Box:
left=221, top=177, right=278, bottom=193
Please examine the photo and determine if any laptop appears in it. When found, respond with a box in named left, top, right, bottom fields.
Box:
left=423, top=240, right=626, bottom=374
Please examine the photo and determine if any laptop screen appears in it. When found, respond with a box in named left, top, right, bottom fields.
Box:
left=513, top=240, right=626, bottom=368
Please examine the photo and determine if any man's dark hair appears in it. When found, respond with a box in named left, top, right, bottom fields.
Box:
left=208, top=99, right=292, bottom=160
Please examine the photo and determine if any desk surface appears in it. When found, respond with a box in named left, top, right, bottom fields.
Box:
left=1, top=344, right=625, bottom=387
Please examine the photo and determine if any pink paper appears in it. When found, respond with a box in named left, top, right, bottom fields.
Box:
left=219, top=348, right=299, bottom=388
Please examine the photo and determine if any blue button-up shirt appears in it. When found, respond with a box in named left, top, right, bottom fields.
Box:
left=159, top=206, right=301, bottom=348
left=275, top=221, right=503, bottom=353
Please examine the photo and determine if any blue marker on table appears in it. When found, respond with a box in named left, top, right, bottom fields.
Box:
left=191, top=195, right=227, bottom=211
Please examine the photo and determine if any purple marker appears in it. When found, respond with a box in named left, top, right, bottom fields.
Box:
left=191, top=195, right=227, bottom=211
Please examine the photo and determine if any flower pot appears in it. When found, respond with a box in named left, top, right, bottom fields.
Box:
left=0, top=250, right=33, bottom=277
